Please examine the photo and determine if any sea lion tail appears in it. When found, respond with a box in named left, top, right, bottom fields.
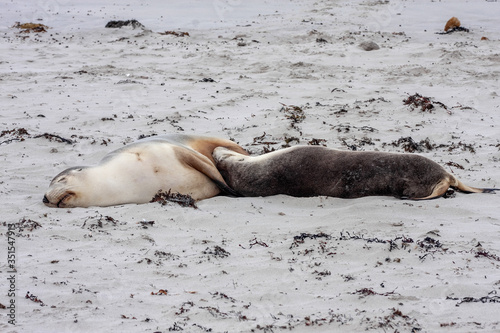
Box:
left=450, top=176, right=498, bottom=194
left=412, top=174, right=497, bottom=200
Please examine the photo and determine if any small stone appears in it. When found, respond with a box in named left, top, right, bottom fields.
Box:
left=359, top=41, right=380, bottom=51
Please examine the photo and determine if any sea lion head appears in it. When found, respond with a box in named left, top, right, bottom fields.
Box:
left=43, top=167, right=91, bottom=208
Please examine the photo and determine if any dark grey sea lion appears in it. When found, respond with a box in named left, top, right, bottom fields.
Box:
left=213, top=146, right=496, bottom=200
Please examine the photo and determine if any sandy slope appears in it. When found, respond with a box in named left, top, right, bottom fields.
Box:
left=1, top=0, right=499, bottom=332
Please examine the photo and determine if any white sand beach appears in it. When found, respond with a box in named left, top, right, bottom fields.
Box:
left=1, top=0, right=499, bottom=332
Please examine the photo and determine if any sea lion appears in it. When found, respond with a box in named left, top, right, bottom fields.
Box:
left=43, top=134, right=247, bottom=208
left=213, top=145, right=497, bottom=200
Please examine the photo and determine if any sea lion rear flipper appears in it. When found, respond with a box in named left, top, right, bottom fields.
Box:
left=411, top=178, right=450, bottom=200
left=453, top=179, right=498, bottom=194
left=413, top=175, right=498, bottom=200
left=174, top=146, right=241, bottom=197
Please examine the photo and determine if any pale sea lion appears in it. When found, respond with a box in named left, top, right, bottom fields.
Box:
left=43, top=134, right=247, bottom=208
left=213, top=146, right=497, bottom=200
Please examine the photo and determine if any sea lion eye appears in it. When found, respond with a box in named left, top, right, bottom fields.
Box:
left=58, top=177, right=67, bottom=183
left=57, top=191, right=75, bottom=208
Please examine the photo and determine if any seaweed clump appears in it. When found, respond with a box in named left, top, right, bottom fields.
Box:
left=151, top=190, right=197, bottom=208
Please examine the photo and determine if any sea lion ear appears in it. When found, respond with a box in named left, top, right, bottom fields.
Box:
left=173, top=146, right=240, bottom=197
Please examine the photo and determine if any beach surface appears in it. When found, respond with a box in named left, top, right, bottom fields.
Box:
left=1, top=0, right=499, bottom=332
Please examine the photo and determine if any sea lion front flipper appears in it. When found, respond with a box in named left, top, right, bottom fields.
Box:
left=186, top=137, right=249, bottom=164
left=173, top=146, right=240, bottom=197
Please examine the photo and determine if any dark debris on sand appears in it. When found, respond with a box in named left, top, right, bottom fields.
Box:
left=151, top=190, right=197, bottom=209
left=105, top=20, right=145, bottom=29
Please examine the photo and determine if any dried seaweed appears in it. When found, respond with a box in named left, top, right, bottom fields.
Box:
left=159, top=31, right=190, bottom=37
left=248, top=238, right=269, bottom=248
left=154, top=250, right=180, bottom=261
left=200, top=306, right=229, bottom=318
left=378, top=308, right=420, bottom=331
left=446, top=291, right=500, bottom=307
left=81, top=214, right=118, bottom=230
left=404, top=93, right=449, bottom=113
left=417, top=237, right=442, bottom=251
left=138, top=220, right=155, bottom=229
left=0, top=128, right=30, bottom=144
left=340, top=137, right=376, bottom=151
left=388, top=236, right=414, bottom=251
left=387, top=136, right=434, bottom=153
left=290, top=232, right=331, bottom=249
left=0, top=128, right=29, bottom=137
left=33, top=133, right=73, bottom=144
left=339, top=231, right=387, bottom=244
left=211, top=291, right=237, bottom=303
left=445, top=161, right=465, bottom=170
left=352, top=288, right=399, bottom=297
left=4, top=218, right=42, bottom=233
left=383, top=136, right=476, bottom=154
left=252, top=132, right=277, bottom=145
left=313, top=269, right=331, bottom=279
left=436, top=26, right=470, bottom=35
left=203, top=245, right=230, bottom=258
left=475, top=250, right=500, bottom=262
left=308, top=138, right=327, bottom=146
left=282, top=135, right=300, bottom=148
left=151, top=190, right=197, bottom=208
left=338, top=232, right=416, bottom=253
left=0, top=128, right=73, bottom=145
left=416, top=237, right=447, bottom=261
left=175, top=301, right=194, bottom=316
left=25, top=291, right=46, bottom=306
left=280, top=103, right=306, bottom=129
